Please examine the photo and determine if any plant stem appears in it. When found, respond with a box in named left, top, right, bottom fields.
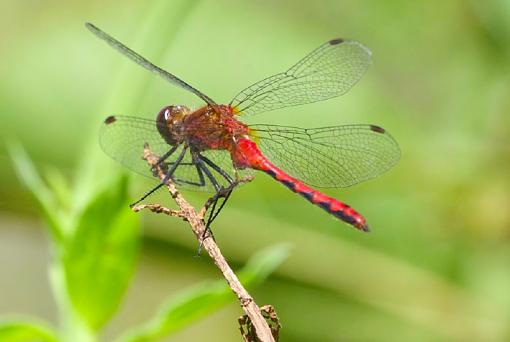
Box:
left=50, top=260, right=96, bottom=342
left=133, top=145, right=276, bottom=342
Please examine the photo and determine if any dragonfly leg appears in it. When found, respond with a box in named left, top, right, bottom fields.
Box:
left=199, top=154, right=234, bottom=183
left=154, top=144, right=179, bottom=168
left=130, top=182, right=166, bottom=208
left=193, top=155, right=222, bottom=192
left=194, top=158, right=222, bottom=224
left=198, top=154, right=238, bottom=227
left=130, top=145, right=188, bottom=207
left=196, top=153, right=239, bottom=226
left=193, top=153, right=240, bottom=255
left=192, top=161, right=219, bottom=256
left=172, top=163, right=206, bottom=187
left=206, top=186, right=234, bottom=226
left=195, top=183, right=237, bottom=257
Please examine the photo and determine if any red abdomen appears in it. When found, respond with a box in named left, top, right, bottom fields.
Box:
left=232, top=138, right=369, bottom=232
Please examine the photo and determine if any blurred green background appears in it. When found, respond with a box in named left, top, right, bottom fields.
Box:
left=1, top=0, right=510, bottom=341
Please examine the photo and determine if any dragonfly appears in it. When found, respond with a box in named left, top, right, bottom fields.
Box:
left=86, top=23, right=400, bottom=232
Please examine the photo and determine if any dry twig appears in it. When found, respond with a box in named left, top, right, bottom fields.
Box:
left=131, top=143, right=276, bottom=342
left=239, top=305, right=281, bottom=342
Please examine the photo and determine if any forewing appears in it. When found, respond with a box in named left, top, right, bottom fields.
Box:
left=99, top=115, right=246, bottom=192
left=250, top=124, right=400, bottom=188
left=99, top=115, right=174, bottom=178
left=86, top=23, right=216, bottom=106
left=230, top=39, right=371, bottom=116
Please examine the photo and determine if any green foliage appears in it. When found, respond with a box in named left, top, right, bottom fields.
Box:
left=2, top=0, right=510, bottom=340
left=118, top=244, right=290, bottom=342
left=8, top=143, right=141, bottom=339
left=62, top=176, right=139, bottom=330
left=0, top=320, right=58, bottom=342
left=6, top=124, right=290, bottom=342
left=5, top=144, right=288, bottom=341
left=9, top=143, right=64, bottom=241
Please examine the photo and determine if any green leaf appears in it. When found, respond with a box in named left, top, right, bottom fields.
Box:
left=44, top=167, right=72, bottom=212
left=238, top=243, right=293, bottom=285
left=63, top=174, right=140, bottom=330
left=0, top=319, right=58, bottom=342
left=8, top=142, right=63, bottom=241
left=117, top=244, right=291, bottom=342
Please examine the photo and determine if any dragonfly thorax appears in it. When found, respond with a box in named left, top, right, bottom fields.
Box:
left=156, top=105, right=191, bottom=145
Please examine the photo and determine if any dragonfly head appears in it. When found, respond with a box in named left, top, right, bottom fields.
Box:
left=156, top=105, right=191, bottom=145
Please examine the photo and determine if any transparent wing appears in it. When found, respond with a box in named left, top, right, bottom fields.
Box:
left=99, top=115, right=250, bottom=192
left=230, top=39, right=372, bottom=116
left=249, top=124, right=400, bottom=188
left=86, top=23, right=216, bottom=106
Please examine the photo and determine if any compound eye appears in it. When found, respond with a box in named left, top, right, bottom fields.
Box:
left=163, top=106, right=172, bottom=120
left=157, top=106, right=174, bottom=123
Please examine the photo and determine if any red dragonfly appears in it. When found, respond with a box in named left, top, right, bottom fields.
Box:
left=87, top=23, right=400, bottom=232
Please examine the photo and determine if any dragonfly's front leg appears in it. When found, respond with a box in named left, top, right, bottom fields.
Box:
left=130, top=145, right=188, bottom=207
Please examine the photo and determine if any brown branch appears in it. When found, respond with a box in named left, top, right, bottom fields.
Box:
left=131, top=203, right=186, bottom=218
left=132, top=143, right=276, bottom=342
left=240, top=305, right=281, bottom=342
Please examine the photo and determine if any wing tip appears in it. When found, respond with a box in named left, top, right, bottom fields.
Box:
left=369, top=124, right=386, bottom=134
left=104, top=115, right=117, bottom=124
left=85, top=22, right=98, bottom=33
left=333, top=38, right=373, bottom=59
left=329, top=38, right=344, bottom=45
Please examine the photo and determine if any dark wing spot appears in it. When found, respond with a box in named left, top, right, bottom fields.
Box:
left=369, top=125, right=385, bottom=134
left=329, top=38, right=344, bottom=45
left=104, top=116, right=117, bottom=124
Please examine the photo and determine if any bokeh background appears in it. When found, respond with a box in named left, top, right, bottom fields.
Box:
left=1, top=0, right=510, bottom=341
